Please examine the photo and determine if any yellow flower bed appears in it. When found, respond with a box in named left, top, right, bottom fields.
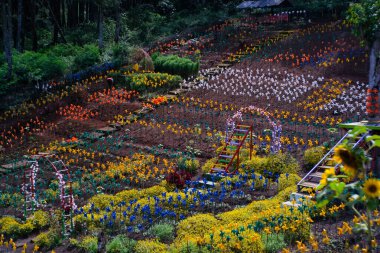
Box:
left=135, top=239, right=168, bottom=253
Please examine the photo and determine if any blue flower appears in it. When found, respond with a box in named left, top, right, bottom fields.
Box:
left=130, top=215, right=136, bottom=222
left=112, top=211, right=116, bottom=220
left=127, top=226, right=134, bottom=232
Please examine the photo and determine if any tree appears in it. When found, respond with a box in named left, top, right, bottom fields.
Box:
left=114, top=0, right=122, bottom=43
left=16, top=0, right=24, bottom=52
left=2, top=0, right=13, bottom=80
left=347, top=0, right=380, bottom=87
left=346, top=0, right=380, bottom=117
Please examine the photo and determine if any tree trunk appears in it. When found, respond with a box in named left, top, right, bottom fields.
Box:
left=89, top=2, right=97, bottom=22
left=30, top=0, right=38, bottom=51
left=16, top=0, right=23, bottom=52
left=114, top=6, right=121, bottom=43
left=68, top=0, right=78, bottom=28
left=98, top=6, right=104, bottom=49
left=52, top=0, right=61, bottom=44
left=368, top=37, right=380, bottom=89
left=61, top=0, right=66, bottom=28
left=78, top=0, right=85, bottom=24
left=2, top=0, right=13, bottom=80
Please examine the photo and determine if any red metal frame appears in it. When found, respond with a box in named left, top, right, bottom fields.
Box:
left=211, top=124, right=253, bottom=174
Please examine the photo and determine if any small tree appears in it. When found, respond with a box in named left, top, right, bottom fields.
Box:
left=346, top=0, right=380, bottom=118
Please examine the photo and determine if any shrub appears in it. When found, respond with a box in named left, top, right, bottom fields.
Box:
left=204, top=229, right=264, bottom=253
left=169, top=242, right=210, bottom=253
left=80, top=236, right=98, bottom=253
left=110, top=43, right=132, bottom=67
left=277, top=173, right=301, bottom=192
left=201, top=158, right=217, bottom=174
left=153, top=54, right=199, bottom=78
left=243, top=153, right=300, bottom=175
left=283, top=222, right=311, bottom=244
left=45, top=43, right=82, bottom=58
left=106, top=235, right=136, bottom=253
left=176, top=214, right=219, bottom=243
left=30, top=210, right=50, bottom=229
left=262, top=233, right=287, bottom=253
left=246, top=173, right=266, bottom=190
left=73, top=44, right=100, bottom=72
left=34, top=230, right=61, bottom=249
left=177, top=157, right=200, bottom=174
left=135, top=239, right=167, bottom=253
left=87, top=194, right=122, bottom=209
left=12, top=51, right=66, bottom=83
left=165, top=169, right=192, bottom=188
left=303, top=146, right=326, bottom=170
left=241, top=156, right=267, bottom=174
left=0, top=216, right=34, bottom=238
left=0, top=193, right=24, bottom=208
left=125, top=72, right=182, bottom=92
left=147, top=223, right=174, bottom=243
left=129, top=48, right=154, bottom=71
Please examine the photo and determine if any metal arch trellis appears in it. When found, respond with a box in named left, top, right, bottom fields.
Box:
left=226, top=105, right=282, bottom=153
left=22, top=153, right=76, bottom=237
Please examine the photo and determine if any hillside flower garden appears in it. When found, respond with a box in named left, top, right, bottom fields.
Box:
left=0, top=0, right=379, bottom=252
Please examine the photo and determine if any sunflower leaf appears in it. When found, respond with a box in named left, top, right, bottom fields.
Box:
left=365, top=135, right=380, bottom=142
left=330, top=181, right=345, bottom=196
left=367, top=198, right=379, bottom=211
left=370, top=139, right=380, bottom=148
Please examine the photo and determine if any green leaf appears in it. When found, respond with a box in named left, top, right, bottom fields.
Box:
left=365, top=135, right=380, bottom=142
left=316, top=199, right=329, bottom=208
left=330, top=182, right=346, bottom=196
left=367, top=198, right=379, bottom=211
left=370, top=139, right=380, bottom=148
left=316, top=184, right=325, bottom=191
left=348, top=126, right=367, bottom=139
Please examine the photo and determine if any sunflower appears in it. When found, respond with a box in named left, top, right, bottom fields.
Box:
left=332, top=145, right=359, bottom=176
left=363, top=178, right=380, bottom=198
left=320, top=167, right=336, bottom=186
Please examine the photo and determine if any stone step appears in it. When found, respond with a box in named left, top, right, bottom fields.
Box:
left=318, top=165, right=336, bottom=169
left=83, top=132, right=105, bottom=141
left=193, top=180, right=218, bottom=188
left=169, top=89, right=187, bottom=95
left=282, top=201, right=301, bottom=208
left=211, top=168, right=226, bottom=173
left=298, top=181, right=319, bottom=189
left=289, top=192, right=312, bottom=203
left=164, top=95, right=178, bottom=101
left=309, top=172, right=323, bottom=178
left=2, top=160, right=29, bottom=170
left=203, top=173, right=226, bottom=181
left=109, top=123, right=122, bottom=130
left=217, top=63, right=232, bottom=68
left=97, top=127, right=118, bottom=135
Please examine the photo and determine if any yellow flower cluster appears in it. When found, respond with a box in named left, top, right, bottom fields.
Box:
left=137, top=120, right=223, bottom=138
left=130, top=73, right=178, bottom=89
left=297, top=79, right=351, bottom=111
left=101, top=154, right=175, bottom=183
left=0, top=235, right=16, bottom=251
left=273, top=109, right=342, bottom=126
left=178, top=97, right=238, bottom=112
